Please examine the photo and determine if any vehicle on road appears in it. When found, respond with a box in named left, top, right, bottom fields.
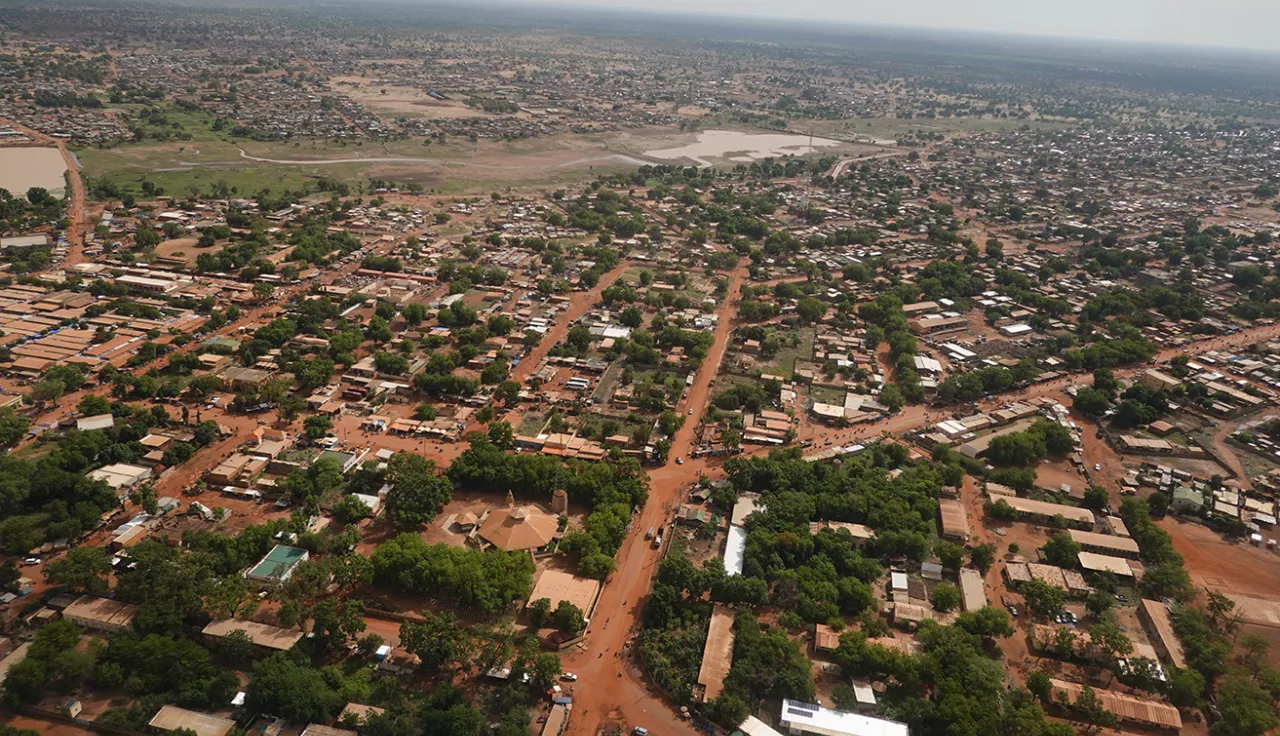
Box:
left=561, top=672, right=577, bottom=682
left=22, top=557, right=40, bottom=566
left=633, top=728, right=648, bottom=736
left=1094, top=463, right=1101, bottom=471
left=645, top=527, right=655, bottom=540
left=676, top=456, right=684, bottom=464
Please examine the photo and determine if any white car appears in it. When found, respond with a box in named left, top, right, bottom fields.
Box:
left=676, top=457, right=684, bottom=465
left=1094, top=463, right=1101, bottom=471
left=21, top=557, right=40, bottom=566
left=560, top=672, right=578, bottom=682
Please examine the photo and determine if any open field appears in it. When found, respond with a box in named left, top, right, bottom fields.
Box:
left=1162, top=516, right=1280, bottom=599
left=332, top=75, right=501, bottom=119
left=74, top=126, right=683, bottom=195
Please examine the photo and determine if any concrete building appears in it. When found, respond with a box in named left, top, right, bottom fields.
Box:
left=202, top=618, right=303, bottom=652
left=959, top=567, right=987, bottom=612
left=1067, top=529, right=1141, bottom=558
left=995, top=496, right=1095, bottom=528
left=62, top=596, right=138, bottom=633
left=779, top=699, right=910, bottom=736
left=526, top=570, right=602, bottom=619
left=695, top=605, right=735, bottom=703
left=1138, top=599, right=1188, bottom=670
left=149, top=706, right=236, bottom=736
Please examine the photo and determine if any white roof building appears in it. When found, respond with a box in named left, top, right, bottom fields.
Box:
left=739, top=716, right=786, bottom=736
left=780, top=700, right=910, bottom=736
left=724, top=526, right=747, bottom=576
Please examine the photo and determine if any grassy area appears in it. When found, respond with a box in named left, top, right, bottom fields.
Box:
left=759, top=327, right=815, bottom=380
left=809, top=385, right=844, bottom=405
left=75, top=118, right=641, bottom=199
left=83, top=162, right=359, bottom=200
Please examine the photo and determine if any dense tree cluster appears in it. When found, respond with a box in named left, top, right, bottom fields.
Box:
left=370, top=534, right=534, bottom=614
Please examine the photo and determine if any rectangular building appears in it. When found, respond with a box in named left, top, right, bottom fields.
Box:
left=1077, top=551, right=1135, bottom=578
left=1048, top=679, right=1181, bottom=732
left=1068, top=529, right=1141, bottom=559
left=245, top=545, right=309, bottom=585
left=202, top=618, right=303, bottom=652
left=62, top=596, right=138, bottom=633
left=939, top=497, right=969, bottom=541
left=1138, top=599, right=1188, bottom=670
left=959, top=567, right=987, bottom=612
left=997, top=497, right=1095, bottom=529
left=779, top=700, right=910, bottom=736
left=149, top=706, right=237, bottom=736
left=696, top=605, right=736, bottom=703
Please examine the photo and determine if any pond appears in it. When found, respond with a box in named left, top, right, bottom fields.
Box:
left=0, top=147, right=68, bottom=197
left=644, top=129, right=840, bottom=166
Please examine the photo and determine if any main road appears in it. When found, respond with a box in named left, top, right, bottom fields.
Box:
left=563, top=263, right=747, bottom=736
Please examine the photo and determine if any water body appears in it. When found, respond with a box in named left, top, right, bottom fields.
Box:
left=644, top=130, right=840, bottom=166
left=0, top=147, right=68, bottom=197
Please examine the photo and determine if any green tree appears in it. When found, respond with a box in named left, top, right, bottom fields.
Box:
left=303, top=414, right=333, bottom=440
left=969, top=543, right=997, bottom=573
left=526, top=598, right=553, bottom=628
left=1026, top=670, right=1052, bottom=702
left=332, top=495, right=371, bottom=525
left=1019, top=579, right=1065, bottom=620
left=1041, top=532, right=1081, bottom=568
left=488, top=420, right=514, bottom=450
left=44, top=546, right=111, bottom=595
left=931, top=582, right=962, bottom=612
left=1212, top=672, right=1280, bottom=736
left=385, top=453, right=453, bottom=530
left=76, top=394, right=113, bottom=416
left=554, top=600, right=586, bottom=634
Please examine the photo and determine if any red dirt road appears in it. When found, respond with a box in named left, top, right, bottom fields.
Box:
left=562, top=263, right=745, bottom=736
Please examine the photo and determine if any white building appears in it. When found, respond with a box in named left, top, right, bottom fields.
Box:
left=780, top=700, right=910, bottom=736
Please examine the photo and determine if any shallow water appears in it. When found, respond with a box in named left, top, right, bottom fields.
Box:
left=0, top=147, right=68, bottom=197
left=644, top=130, right=839, bottom=166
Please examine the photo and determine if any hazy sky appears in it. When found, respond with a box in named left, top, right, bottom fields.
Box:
left=524, top=0, right=1280, bottom=51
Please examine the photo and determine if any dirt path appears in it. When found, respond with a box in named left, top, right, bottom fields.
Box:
left=1209, top=421, right=1251, bottom=490
left=225, top=147, right=657, bottom=170
left=562, top=262, right=744, bottom=736
left=0, top=117, right=89, bottom=265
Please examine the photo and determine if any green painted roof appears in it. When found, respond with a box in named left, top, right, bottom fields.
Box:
left=247, top=545, right=307, bottom=580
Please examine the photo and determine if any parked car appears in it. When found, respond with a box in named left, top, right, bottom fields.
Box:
left=561, top=673, right=578, bottom=682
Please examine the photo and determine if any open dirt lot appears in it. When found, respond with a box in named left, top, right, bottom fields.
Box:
left=1161, top=516, right=1280, bottom=599
left=332, top=76, right=500, bottom=119
left=151, top=237, right=203, bottom=267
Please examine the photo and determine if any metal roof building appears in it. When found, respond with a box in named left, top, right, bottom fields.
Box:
left=779, top=699, right=910, bottom=736
left=1048, top=679, right=1181, bottom=731
left=149, top=706, right=236, bottom=736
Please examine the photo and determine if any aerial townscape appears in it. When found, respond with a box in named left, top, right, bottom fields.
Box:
left=3, top=2, right=1280, bottom=736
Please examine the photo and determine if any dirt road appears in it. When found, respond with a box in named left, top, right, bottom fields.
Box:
left=562, top=263, right=745, bottom=736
